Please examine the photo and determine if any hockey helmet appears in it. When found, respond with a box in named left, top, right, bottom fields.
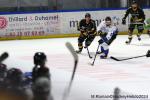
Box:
left=85, top=13, right=91, bottom=18
left=105, top=16, right=112, bottom=26
left=131, top=1, right=138, bottom=11
left=6, top=68, right=23, bottom=84
left=132, top=1, right=137, bottom=5
left=34, top=52, right=47, bottom=66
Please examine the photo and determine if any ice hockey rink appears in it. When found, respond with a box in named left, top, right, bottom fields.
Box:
left=0, top=35, right=150, bottom=100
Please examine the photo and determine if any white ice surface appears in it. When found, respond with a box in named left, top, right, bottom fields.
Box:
left=0, top=35, right=150, bottom=100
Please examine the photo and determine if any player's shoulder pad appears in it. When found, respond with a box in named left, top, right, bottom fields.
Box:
left=79, top=19, right=85, bottom=24
left=101, top=20, right=106, bottom=25
left=112, top=26, right=119, bottom=33
left=91, top=19, right=96, bottom=24
left=112, top=25, right=117, bottom=29
left=127, top=7, right=132, bottom=11
left=91, top=19, right=95, bottom=22
left=80, top=19, right=86, bottom=22
left=138, top=7, right=144, bottom=11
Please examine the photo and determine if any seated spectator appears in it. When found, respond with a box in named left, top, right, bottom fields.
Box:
left=32, top=52, right=52, bottom=100
left=32, top=52, right=50, bottom=82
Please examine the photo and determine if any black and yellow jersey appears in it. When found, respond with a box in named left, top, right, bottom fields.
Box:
left=123, top=7, right=145, bottom=23
left=77, top=19, right=96, bottom=33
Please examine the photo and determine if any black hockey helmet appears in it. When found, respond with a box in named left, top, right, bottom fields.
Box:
left=34, top=52, right=47, bottom=66
left=131, top=1, right=138, bottom=10
left=105, top=16, right=112, bottom=26
left=85, top=13, right=91, bottom=18
left=6, top=68, right=23, bottom=82
left=132, top=0, right=137, bottom=5
left=0, top=64, right=7, bottom=78
left=105, top=16, right=112, bottom=21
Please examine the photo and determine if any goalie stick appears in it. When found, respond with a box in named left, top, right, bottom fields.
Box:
left=110, top=50, right=150, bottom=61
left=62, top=42, right=79, bottom=100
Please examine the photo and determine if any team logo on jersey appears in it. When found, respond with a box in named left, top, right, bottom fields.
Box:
left=0, top=17, right=7, bottom=29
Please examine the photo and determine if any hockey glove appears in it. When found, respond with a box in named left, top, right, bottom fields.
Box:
left=98, top=31, right=107, bottom=38
left=98, top=39, right=104, bottom=44
left=97, top=30, right=102, bottom=35
left=122, top=18, right=126, bottom=25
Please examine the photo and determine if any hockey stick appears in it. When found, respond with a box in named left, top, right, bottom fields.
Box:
left=110, top=50, right=150, bottom=61
left=84, top=32, right=93, bottom=59
left=62, top=42, right=79, bottom=100
left=86, top=47, right=93, bottom=59
left=110, top=55, right=145, bottom=61
left=91, top=44, right=101, bottom=66
left=128, top=23, right=144, bottom=25
left=0, top=52, right=9, bottom=64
